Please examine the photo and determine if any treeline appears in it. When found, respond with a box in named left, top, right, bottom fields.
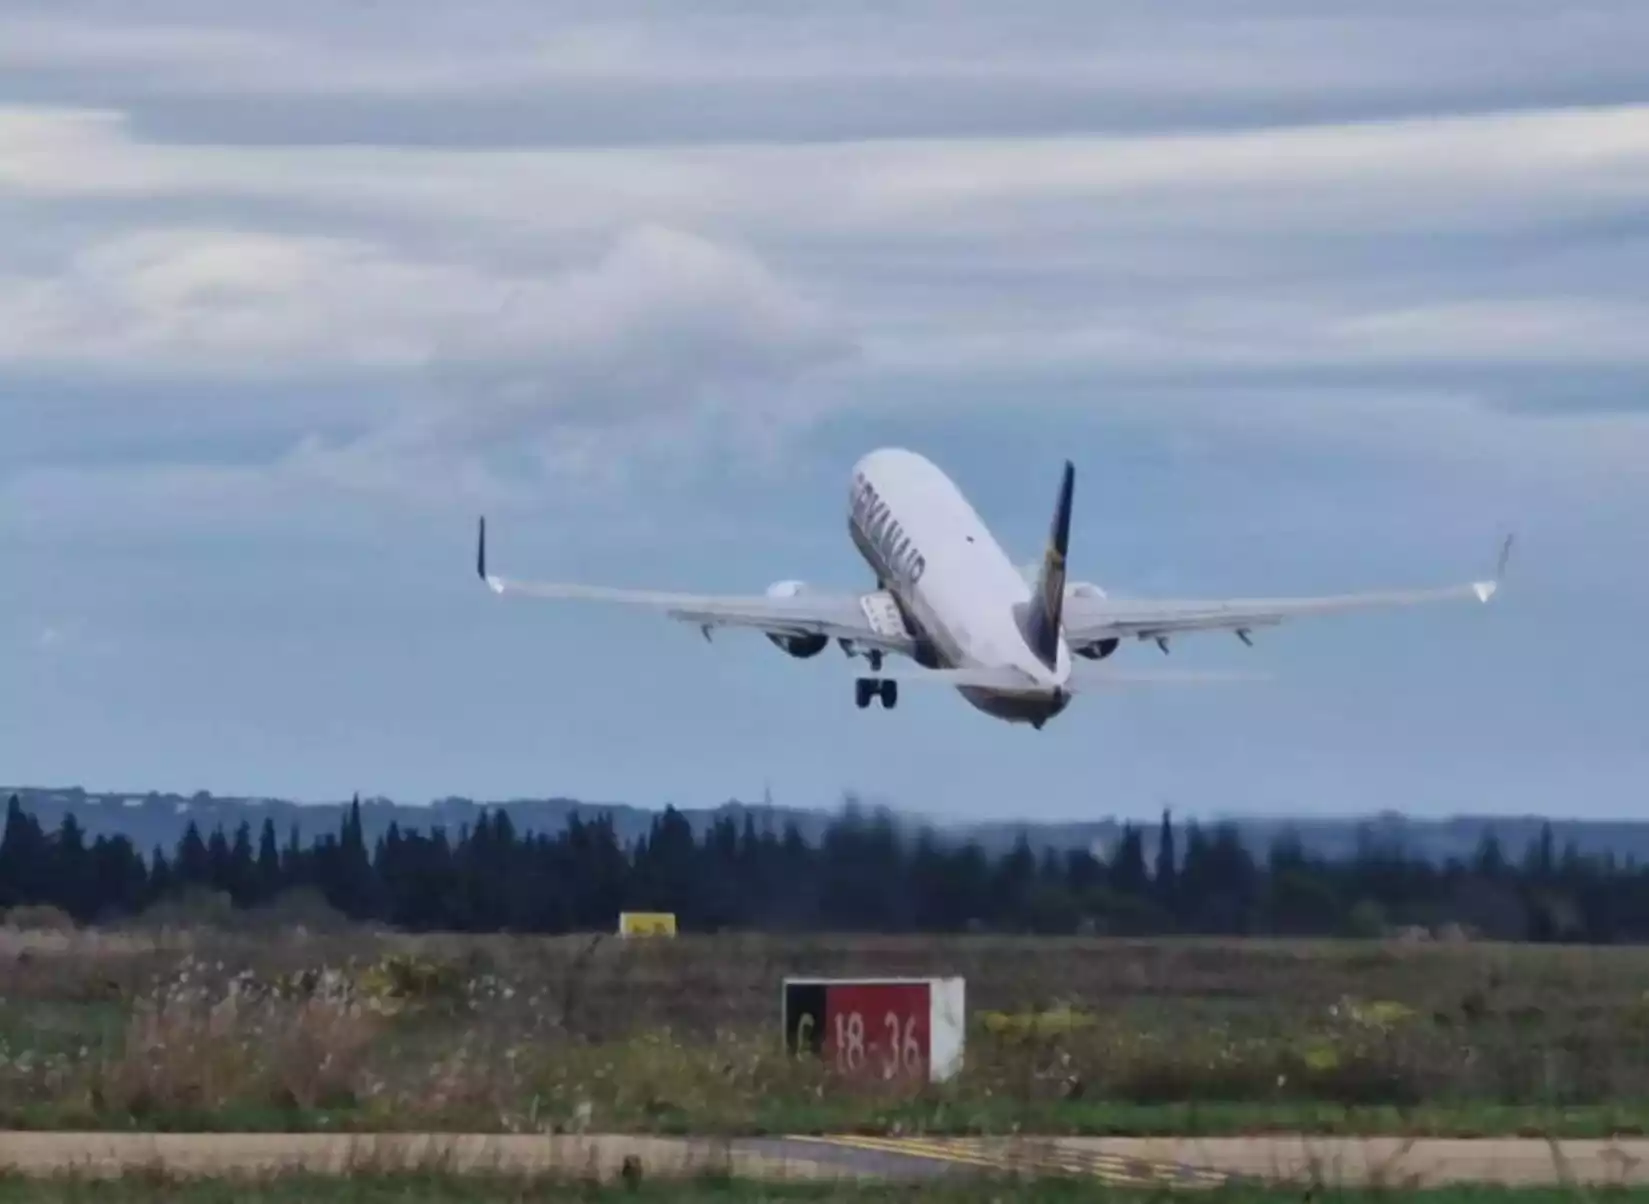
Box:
left=0, top=792, right=1643, bottom=941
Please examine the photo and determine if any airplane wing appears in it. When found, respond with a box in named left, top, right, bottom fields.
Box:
left=473, top=518, right=918, bottom=655
left=1063, top=534, right=1514, bottom=652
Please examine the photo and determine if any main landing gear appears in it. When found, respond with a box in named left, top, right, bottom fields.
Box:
left=854, top=649, right=897, bottom=710
left=856, top=677, right=898, bottom=709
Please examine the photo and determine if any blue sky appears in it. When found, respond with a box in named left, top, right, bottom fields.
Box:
left=4, top=0, right=1648, bottom=822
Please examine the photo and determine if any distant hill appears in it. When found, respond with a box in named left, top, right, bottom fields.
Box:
left=3, top=786, right=1645, bottom=867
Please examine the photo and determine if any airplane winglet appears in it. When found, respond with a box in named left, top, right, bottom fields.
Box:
left=1473, top=532, right=1516, bottom=603
left=475, top=516, right=504, bottom=594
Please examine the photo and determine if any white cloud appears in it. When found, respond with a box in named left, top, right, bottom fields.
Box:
left=0, top=4, right=1643, bottom=115
left=273, top=222, right=850, bottom=505
left=2, top=7, right=1649, bottom=526
left=4, top=102, right=1649, bottom=387
left=0, top=221, right=848, bottom=516
left=0, top=18, right=285, bottom=76
left=0, top=221, right=838, bottom=376
left=5, top=103, right=1649, bottom=236
left=860, top=296, right=1649, bottom=377
left=2, top=227, right=441, bottom=372
left=1329, top=300, right=1649, bottom=364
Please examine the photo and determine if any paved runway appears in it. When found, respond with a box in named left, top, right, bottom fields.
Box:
left=4, top=1132, right=1649, bottom=1187
left=759, top=1135, right=1230, bottom=1187
left=0, top=1132, right=1225, bottom=1186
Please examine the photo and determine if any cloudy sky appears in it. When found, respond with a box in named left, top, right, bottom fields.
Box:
left=5, top=0, right=1648, bottom=823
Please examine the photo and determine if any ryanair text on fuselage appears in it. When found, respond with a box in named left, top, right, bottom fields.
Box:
left=851, top=471, right=926, bottom=587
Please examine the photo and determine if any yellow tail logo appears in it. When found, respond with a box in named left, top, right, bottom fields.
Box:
left=1041, top=543, right=1067, bottom=619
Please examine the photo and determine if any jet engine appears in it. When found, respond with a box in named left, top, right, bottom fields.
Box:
left=763, top=580, right=828, bottom=658
left=1074, top=637, right=1120, bottom=660
left=1064, top=582, right=1116, bottom=659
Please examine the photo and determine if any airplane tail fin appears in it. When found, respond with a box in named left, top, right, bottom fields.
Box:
left=1021, top=459, right=1074, bottom=670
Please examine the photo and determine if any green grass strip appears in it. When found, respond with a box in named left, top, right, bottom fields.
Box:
left=7, top=1099, right=1649, bottom=1139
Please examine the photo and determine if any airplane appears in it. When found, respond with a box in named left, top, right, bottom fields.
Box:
left=474, top=447, right=1512, bottom=730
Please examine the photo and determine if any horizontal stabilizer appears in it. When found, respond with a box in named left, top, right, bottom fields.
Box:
left=866, top=664, right=1044, bottom=691
left=1068, top=664, right=1267, bottom=690
left=862, top=663, right=1267, bottom=692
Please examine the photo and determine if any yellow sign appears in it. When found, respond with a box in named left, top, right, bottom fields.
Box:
left=618, top=911, right=677, bottom=937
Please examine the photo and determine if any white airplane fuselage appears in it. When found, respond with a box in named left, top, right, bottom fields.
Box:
left=847, top=447, right=1074, bottom=726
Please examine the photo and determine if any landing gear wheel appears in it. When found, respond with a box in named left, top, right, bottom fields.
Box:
left=879, top=680, right=898, bottom=709
left=855, top=678, right=875, bottom=709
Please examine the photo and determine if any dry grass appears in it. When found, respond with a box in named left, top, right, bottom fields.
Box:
left=2, top=928, right=1649, bottom=1133
left=7, top=1168, right=1641, bottom=1204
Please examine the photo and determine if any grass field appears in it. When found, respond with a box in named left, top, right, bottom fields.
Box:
left=5, top=1175, right=1649, bottom=1204
left=5, top=1178, right=1649, bottom=1204
left=4, top=925, right=1649, bottom=1135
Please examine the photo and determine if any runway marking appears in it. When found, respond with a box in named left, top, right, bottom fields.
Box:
left=787, top=1135, right=1229, bottom=1188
